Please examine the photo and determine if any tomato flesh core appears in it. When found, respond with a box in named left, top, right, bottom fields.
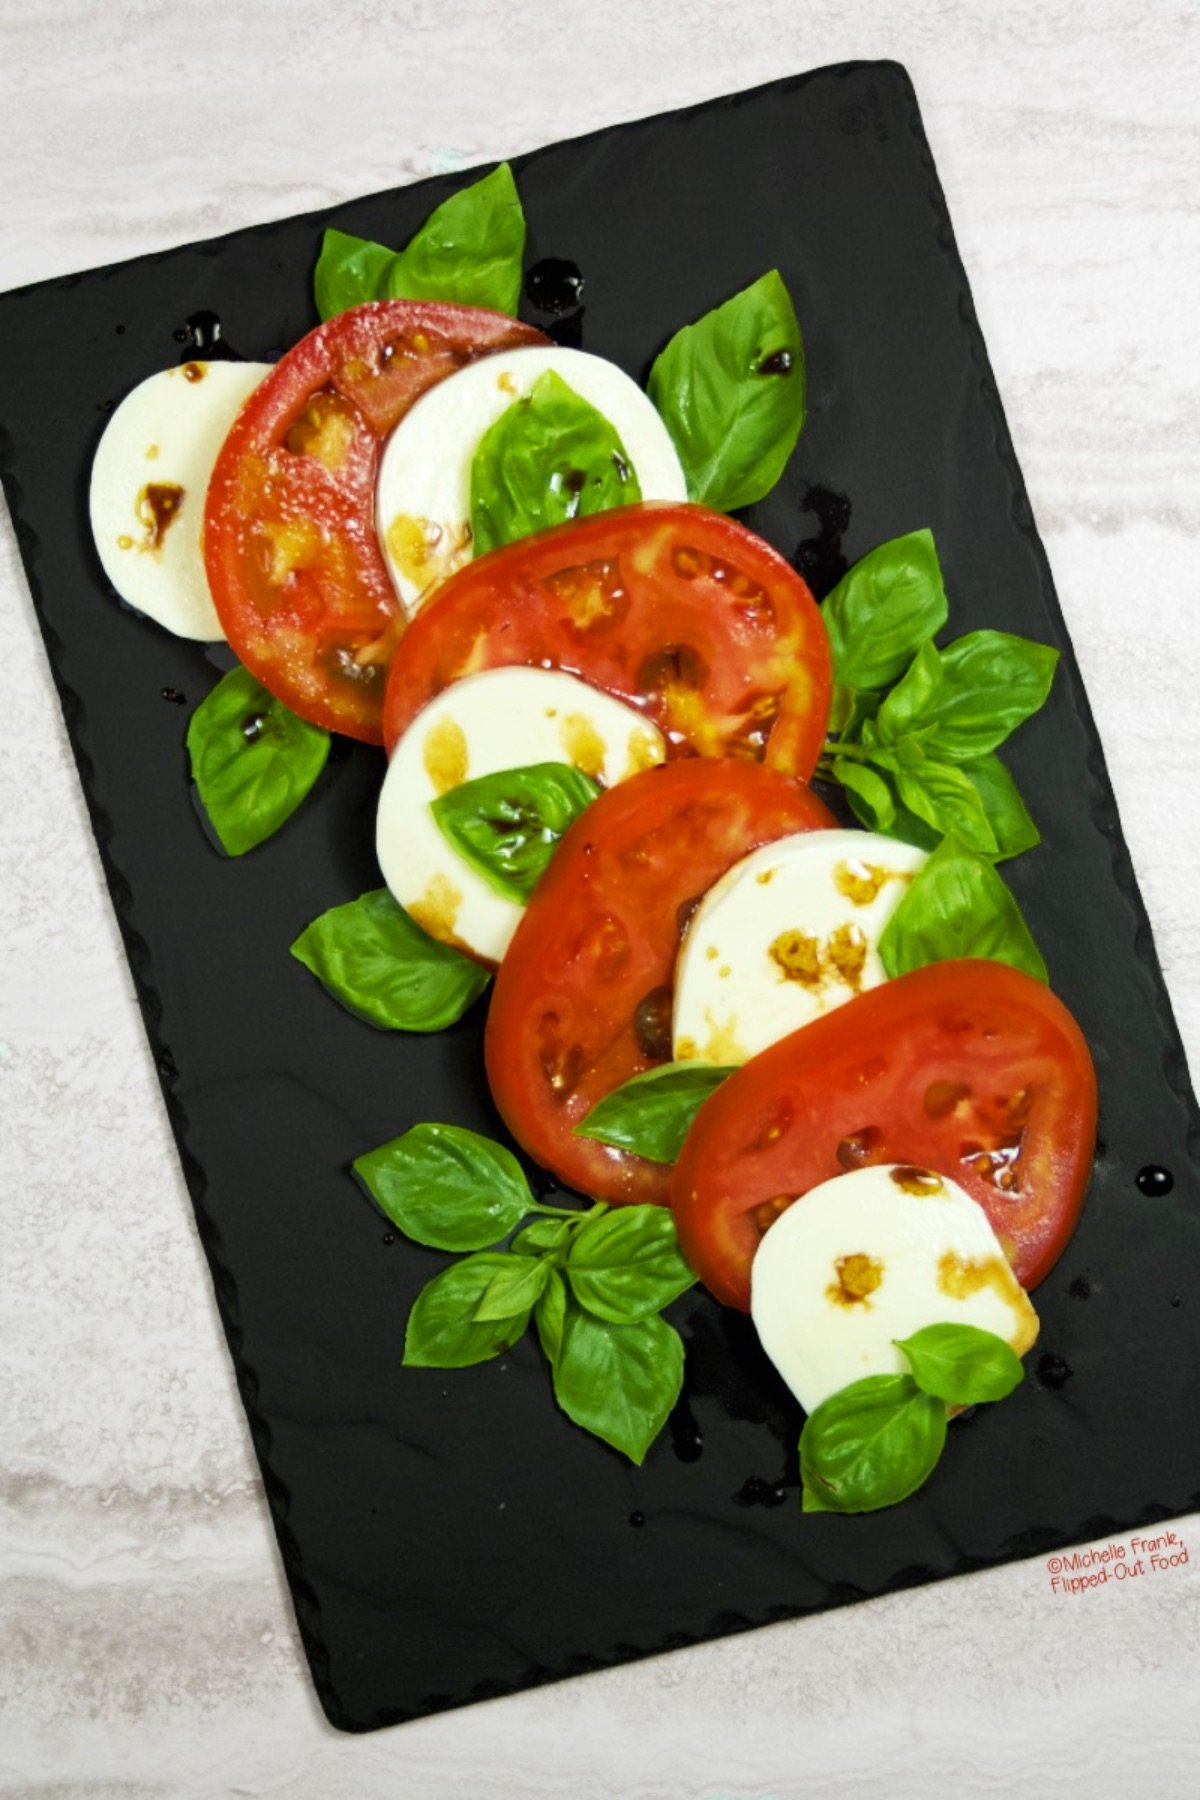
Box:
left=204, top=301, right=548, bottom=743
left=382, top=503, right=833, bottom=779
left=671, top=959, right=1098, bottom=1311
left=484, top=759, right=836, bottom=1205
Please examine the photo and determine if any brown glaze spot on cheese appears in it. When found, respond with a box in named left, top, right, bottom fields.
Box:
left=756, top=868, right=776, bottom=886
left=695, top=1008, right=748, bottom=1066
left=182, top=362, right=206, bottom=383
left=408, top=873, right=464, bottom=946
left=827, top=1252, right=884, bottom=1307
left=497, top=370, right=519, bottom=395
left=561, top=713, right=607, bottom=780
left=422, top=717, right=468, bottom=795
left=889, top=1166, right=945, bottom=1196
left=623, top=727, right=663, bottom=780
left=834, top=858, right=912, bottom=906
left=136, top=482, right=184, bottom=551
left=938, top=1251, right=1039, bottom=1355
left=826, top=920, right=867, bottom=991
left=769, top=929, right=822, bottom=986
left=145, top=443, right=159, bottom=460
left=387, top=513, right=472, bottom=601
left=116, top=534, right=134, bottom=550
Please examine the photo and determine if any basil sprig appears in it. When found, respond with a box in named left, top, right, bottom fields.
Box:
left=576, top=1062, right=736, bottom=1163
left=290, top=888, right=489, bottom=1031
left=355, top=1122, right=696, bottom=1462
left=470, top=370, right=642, bottom=557
left=648, top=269, right=805, bottom=511
left=800, top=1322, right=1025, bottom=1514
left=314, top=163, right=525, bottom=321
left=187, top=666, right=329, bottom=856
left=431, top=761, right=600, bottom=902
left=818, top=531, right=1058, bottom=860
left=878, top=835, right=1048, bottom=984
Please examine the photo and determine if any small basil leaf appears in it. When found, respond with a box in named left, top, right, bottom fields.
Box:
left=403, top=1254, right=532, bottom=1368
left=575, top=1063, right=736, bottom=1164
left=291, top=888, right=489, bottom=1031
left=916, top=630, right=1060, bottom=762
left=799, top=1374, right=947, bottom=1514
left=470, top=370, right=642, bottom=557
left=474, top=1254, right=550, bottom=1322
left=513, top=1218, right=572, bottom=1256
left=820, top=529, right=948, bottom=693
left=535, top=1267, right=568, bottom=1366
left=894, top=759, right=1000, bottom=857
left=566, top=1206, right=696, bottom=1323
left=187, top=667, right=329, bottom=856
left=833, top=758, right=897, bottom=832
left=431, top=761, right=600, bottom=902
left=959, top=753, right=1041, bottom=862
left=353, top=1122, right=533, bottom=1251
left=314, top=163, right=525, bottom=320
left=895, top=1322, right=1025, bottom=1406
left=878, top=835, right=1048, bottom=983
left=647, top=269, right=805, bottom=511
left=875, top=640, right=943, bottom=746
left=552, top=1309, right=684, bottom=1464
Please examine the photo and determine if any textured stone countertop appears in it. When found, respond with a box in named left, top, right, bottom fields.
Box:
left=2, top=3, right=1199, bottom=1795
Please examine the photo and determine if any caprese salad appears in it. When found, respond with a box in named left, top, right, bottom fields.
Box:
left=88, top=160, right=1096, bottom=1513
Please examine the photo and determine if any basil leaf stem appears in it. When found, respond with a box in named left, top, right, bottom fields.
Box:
left=187, top=667, right=329, bottom=856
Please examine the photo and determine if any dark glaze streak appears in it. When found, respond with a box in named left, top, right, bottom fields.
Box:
left=792, top=482, right=852, bottom=598
left=173, top=309, right=243, bottom=362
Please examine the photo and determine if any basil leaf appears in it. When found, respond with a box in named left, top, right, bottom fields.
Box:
left=431, top=761, right=600, bottom=902
left=474, top=1254, right=550, bottom=1322
left=535, top=1267, right=568, bottom=1366
left=834, top=758, right=897, bottom=833
left=566, top=1206, right=696, bottom=1322
left=552, top=1308, right=684, bottom=1464
left=891, top=631, right=1060, bottom=762
left=403, top=1254, right=532, bottom=1368
left=353, top=1122, right=533, bottom=1251
left=959, top=753, right=1040, bottom=861
left=647, top=269, right=804, bottom=511
left=799, top=1374, right=947, bottom=1514
left=874, top=639, right=943, bottom=746
left=187, top=667, right=329, bottom=856
left=291, top=888, right=489, bottom=1031
left=513, top=1217, right=572, bottom=1256
left=469, top=370, right=641, bottom=557
left=894, top=759, right=1000, bottom=857
left=575, top=1062, right=736, bottom=1163
left=820, top=530, right=948, bottom=692
left=895, top=1322, right=1025, bottom=1406
left=878, top=835, right=1048, bottom=983
left=314, top=163, right=525, bottom=319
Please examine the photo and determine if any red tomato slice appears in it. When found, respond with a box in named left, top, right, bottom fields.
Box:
left=382, top=503, right=832, bottom=778
left=671, top=959, right=1097, bottom=1311
left=204, top=301, right=547, bottom=742
left=484, top=760, right=836, bottom=1206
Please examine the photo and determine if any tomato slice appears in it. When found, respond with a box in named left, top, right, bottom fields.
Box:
left=671, top=959, right=1097, bottom=1311
left=382, top=503, right=832, bottom=778
left=204, top=301, right=548, bottom=742
left=484, top=760, right=836, bottom=1205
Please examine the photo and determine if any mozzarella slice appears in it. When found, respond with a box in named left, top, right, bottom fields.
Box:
left=89, top=360, right=271, bottom=640
left=750, top=1163, right=1039, bottom=1414
left=375, top=346, right=688, bottom=610
left=673, top=829, right=928, bottom=1066
left=376, top=667, right=665, bottom=965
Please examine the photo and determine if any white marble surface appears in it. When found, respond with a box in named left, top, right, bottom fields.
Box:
left=2, top=2, right=1199, bottom=1793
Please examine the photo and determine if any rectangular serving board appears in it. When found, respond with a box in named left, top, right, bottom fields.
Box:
left=2, top=61, right=1198, bottom=1734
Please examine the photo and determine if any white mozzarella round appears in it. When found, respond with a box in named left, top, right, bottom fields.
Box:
left=376, top=667, right=666, bottom=965
left=89, top=360, right=272, bottom=640
left=750, top=1163, right=1039, bottom=1415
left=375, top=346, right=688, bottom=610
left=672, top=829, right=928, bottom=1067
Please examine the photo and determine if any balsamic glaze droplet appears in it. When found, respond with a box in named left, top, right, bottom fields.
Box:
left=1036, top=1353, right=1073, bottom=1389
left=757, top=347, right=793, bottom=376
left=526, top=257, right=585, bottom=315
left=1136, top=1164, right=1174, bottom=1197
left=1068, top=1273, right=1092, bottom=1299
left=382, top=1231, right=396, bottom=1247
left=241, top=711, right=267, bottom=743
left=176, top=309, right=242, bottom=363
left=114, top=324, right=126, bottom=336
left=668, top=1401, right=704, bottom=1463
left=1170, top=1294, right=1182, bottom=1308
left=628, top=1510, right=646, bottom=1528
left=734, top=1475, right=788, bottom=1509
left=160, top=687, right=186, bottom=706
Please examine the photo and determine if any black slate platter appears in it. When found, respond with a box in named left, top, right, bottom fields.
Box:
left=2, top=61, right=1198, bottom=1734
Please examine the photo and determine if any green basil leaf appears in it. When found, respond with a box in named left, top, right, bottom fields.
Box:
left=874, top=639, right=943, bottom=746
left=535, top=1267, right=568, bottom=1366
left=513, top=1217, right=572, bottom=1256
left=403, top=1254, right=532, bottom=1368
left=474, top=1254, right=550, bottom=1322
left=469, top=370, right=641, bottom=557
left=820, top=529, right=948, bottom=693
left=799, top=1374, right=947, bottom=1514
left=353, top=1122, right=533, bottom=1251
left=894, top=759, right=1000, bottom=857
left=878, top=835, right=1048, bottom=983
left=314, top=163, right=525, bottom=319
left=575, top=1062, right=736, bottom=1164
left=911, top=630, right=1059, bottom=762
left=895, top=1322, right=1025, bottom=1406
left=431, top=761, right=600, bottom=902
left=647, top=269, right=804, bottom=510
left=959, top=753, right=1040, bottom=861
left=291, top=888, right=489, bottom=1031
left=833, top=758, right=897, bottom=832
left=187, top=667, right=329, bottom=856
left=566, top=1206, right=696, bottom=1322
left=552, top=1308, right=684, bottom=1463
